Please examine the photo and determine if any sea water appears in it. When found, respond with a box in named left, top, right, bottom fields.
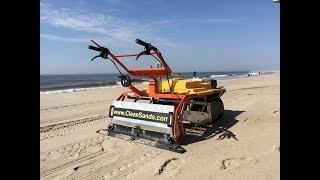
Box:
left=40, top=71, right=267, bottom=94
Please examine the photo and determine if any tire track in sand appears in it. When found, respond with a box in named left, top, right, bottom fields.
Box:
left=40, top=99, right=113, bottom=111
left=40, top=103, right=108, bottom=126
left=67, top=145, right=162, bottom=180
left=40, top=115, right=107, bottom=140
left=40, top=115, right=107, bottom=133
left=41, top=135, right=163, bottom=180
left=40, top=135, right=107, bottom=178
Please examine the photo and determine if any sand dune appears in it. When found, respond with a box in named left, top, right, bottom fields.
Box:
left=40, top=72, right=280, bottom=180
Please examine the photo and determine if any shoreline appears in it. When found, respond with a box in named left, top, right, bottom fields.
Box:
left=40, top=71, right=276, bottom=95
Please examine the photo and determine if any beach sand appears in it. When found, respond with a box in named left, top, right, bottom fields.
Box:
left=40, top=72, right=280, bottom=180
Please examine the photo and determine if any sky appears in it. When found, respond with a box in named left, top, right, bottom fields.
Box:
left=40, top=0, right=279, bottom=75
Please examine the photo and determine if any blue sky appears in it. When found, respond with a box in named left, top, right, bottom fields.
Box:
left=40, top=0, right=279, bottom=75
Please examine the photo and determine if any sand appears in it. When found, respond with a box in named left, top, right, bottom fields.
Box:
left=40, top=72, right=280, bottom=180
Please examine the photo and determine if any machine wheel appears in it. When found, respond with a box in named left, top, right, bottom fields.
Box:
left=207, top=96, right=224, bottom=122
left=119, top=75, right=131, bottom=87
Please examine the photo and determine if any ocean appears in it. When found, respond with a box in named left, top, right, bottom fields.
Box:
left=40, top=71, right=263, bottom=94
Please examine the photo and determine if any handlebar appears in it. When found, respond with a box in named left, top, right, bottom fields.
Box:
left=88, top=45, right=100, bottom=52
left=135, top=38, right=158, bottom=60
left=88, top=42, right=109, bottom=54
left=88, top=39, right=171, bottom=77
left=135, top=39, right=150, bottom=47
left=88, top=41, right=110, bottom=61
left=88, top=39, right=162, bottom=62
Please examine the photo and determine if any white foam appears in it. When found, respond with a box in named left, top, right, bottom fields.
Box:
left=210, top=74, right=228, bottom=78
left=40, top=85, right=122, bottom=95
left=40, top=81, right=149, bottom=95
left=236, top=74, right=248, bottom=78
left=116, top=81, right=122, bottom=85
left=247, top=72, right=260, bottom=76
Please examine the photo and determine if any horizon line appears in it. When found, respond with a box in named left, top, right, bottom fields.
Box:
left=40, top=69, right=278, bottom=76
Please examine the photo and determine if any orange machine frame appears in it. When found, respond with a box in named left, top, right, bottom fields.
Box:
left=105, top=48, right=208, bottom=143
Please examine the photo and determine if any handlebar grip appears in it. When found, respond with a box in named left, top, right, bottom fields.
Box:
left=135, top=39, right=150, bottom=47
left=88, top=45, right=100, bottom=51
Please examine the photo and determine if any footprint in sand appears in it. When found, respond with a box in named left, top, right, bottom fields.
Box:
left=102, top=140, right=130, bottom=152
left=156, top=158, right=185, bottom=177
left=244, top=117, right=259, bottom=124
left=220, top=157, right=260, bottom=174
left=221, top=158, right=242, bottom=171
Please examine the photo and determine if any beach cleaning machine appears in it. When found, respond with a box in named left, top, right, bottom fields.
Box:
left=88, top=39, right=225, bottom=153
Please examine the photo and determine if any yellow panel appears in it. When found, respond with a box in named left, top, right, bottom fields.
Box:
left=144, top=78, right=225, bottom=96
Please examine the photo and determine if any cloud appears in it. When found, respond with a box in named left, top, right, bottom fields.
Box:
left=40, top=2, right=181, bottom=48
left=40, top=3, right=150, bottom=40
left=40, top=33, right=130, bottom=48
left=40, top=33, right=89, bottom=43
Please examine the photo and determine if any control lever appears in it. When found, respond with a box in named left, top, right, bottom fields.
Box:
left=91, top=55, right=102, bottom=61
left=135, top=38, right=157, bottom=60
left=135, top=51, right=146, bottom=60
